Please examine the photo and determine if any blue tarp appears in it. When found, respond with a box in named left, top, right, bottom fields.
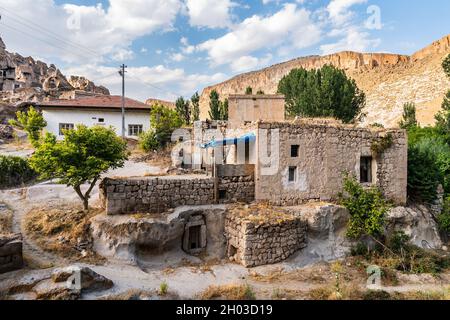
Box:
left=200, top=132, right=256, bottom=149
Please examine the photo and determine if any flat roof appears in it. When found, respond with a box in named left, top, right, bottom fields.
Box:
left=39, top=95, right=150, bottom=110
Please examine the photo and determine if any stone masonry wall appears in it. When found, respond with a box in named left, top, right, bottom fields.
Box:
left=255, top=121, right=407, bottom=206
left=225, top=213, right=307, bottom=267
left=217, top=164, right=255, bottom=204
left=101, top=172, right=256, bottom=215
left=0, top=233, right=23, bottom=274
left=101, top=176, right=215, bottom=215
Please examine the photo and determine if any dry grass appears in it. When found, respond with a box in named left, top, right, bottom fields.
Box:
left=198, top=284, right=256, bottom=300
left=24, top=204, right=105, bottom=264
left=230, top=202, right=297, bottom=225
left=0, top=204, right=13, bottom=234
left=131, top=143, right=174, bottom=169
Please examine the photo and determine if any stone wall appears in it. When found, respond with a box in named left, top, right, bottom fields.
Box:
left=0, top=234, right=23, bottom=274
left=217, top=164, right=255, bottom=204
left=255, top=120, right=407, bottom=206
left=101, top=176, right=215, bottom=215
left=100, top=171, right=255, bottom=215
left=225, top=212, right=307, bottom=267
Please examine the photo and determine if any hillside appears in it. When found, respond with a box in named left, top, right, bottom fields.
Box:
left=199, top=34, right=450, bottom=128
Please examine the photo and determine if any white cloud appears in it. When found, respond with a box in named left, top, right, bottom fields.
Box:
left=111, top=48, right=135, bottom=61
left=170, top=53, right=185, bottom=62
left=185, top=0, right=235, bottom=29
left=230, top=54, right=272, bottom=73
left=0, top=0, right=182, bottom=64
left=320, top=27, right=380, bottom=55
left=64, top=64, right=228, bottom=101
left=197, top=3, right=321, bottom=68
left=327, top=0, right=367, bottom=26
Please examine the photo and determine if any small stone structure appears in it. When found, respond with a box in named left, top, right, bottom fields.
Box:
left=0, top=233, right=23, bottom=274
left=225, top=208, right=307, bottom=267
left=100, top=166, right=255, bottom=215
left=182, top=214, right=207, bottom=254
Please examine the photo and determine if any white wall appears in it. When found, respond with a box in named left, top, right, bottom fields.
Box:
left=42, top=108, right=151, bottom=139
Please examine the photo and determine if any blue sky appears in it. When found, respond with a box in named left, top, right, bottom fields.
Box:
left=0, top=0, right=449, bottom=101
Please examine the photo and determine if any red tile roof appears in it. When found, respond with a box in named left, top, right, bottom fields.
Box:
left=39, top=95, right=151, bottom=110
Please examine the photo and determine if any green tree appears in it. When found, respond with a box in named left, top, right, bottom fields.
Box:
left=191, top=92, right=200, bottom=122
left=245, top=86, right=253, bottom=95
left=443, top=54, right=450, bottom=78
left=29, top=125, right=128, bottom=210
left=208, top=90, right=222, bottom=120
left=220, top=98, right=229, bottom=121
left=140, top=104, right=183, bottom=151
left=175, top=96, right=191, bottom=125
left=9, top=106, right=47, bottom=147
left=435, top=90, right=450, bottom=133
left=277, top=65, right=366, bottom=123
left=399, top=102, right=418, bottom=129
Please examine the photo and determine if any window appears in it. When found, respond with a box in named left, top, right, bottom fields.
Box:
left=291, top=145, right=299, bottom=157
left=59, top=123, right=74, bottom=135
left=288, top=166, right=297, bottom=182
left=360, top=156, right=373, bottom=183
left=128, top=124, right=143, bottom=136
left=218, top=189, right=227, bottom=200
left=98, top=118, right=105, bottom=123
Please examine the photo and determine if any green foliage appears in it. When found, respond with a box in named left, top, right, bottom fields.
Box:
left=406, top=127, right=450, bottom=202
left=277, top=65, right=366, bottom=123
left=399, top=102, right=418, bottom=129
left=29, top=125, right=128, bottom=210
left=443, top=54, right=450, bottom=78
left=140, top=104, right=183, bottom=152
left=159, top=282, right=168, bottom=296
left=437, top=196, right=450, bottom=233
left=191, top=92, right=200, bottom=122
left=245, top=86, right=253, bottom=95
left=9, top=106, right=47, bottom=147
left=370, top=123, right=384, bottom=128
left=243, top=284, right=256, bottom=300
left=0, top=155, right=36, bottom=188
left=435, top=90, right=450, bottom=133
left=371, top=133, right=394, bottom=156
left=256, top=89, right=265, bottom=95
left=175, top=96, right=191, bottom=125
left=208, top=90, right=228, bottom=120
left=339, top=174, right=390, bottom=239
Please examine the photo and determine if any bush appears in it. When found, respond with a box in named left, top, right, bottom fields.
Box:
left=277, top=65, right=366, bottom=123
left=339, top=174, right=390, bottom=239
left=0, top=155, right=36, bottom=188
left=8, top=106, right=47, bottom=147
left=140, top=104, right=183, bottom=152
left=437, top=196, right=450, bottom=234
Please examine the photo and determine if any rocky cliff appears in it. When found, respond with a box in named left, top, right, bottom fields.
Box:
left=145, top=98, right=176, bottom=110
left=0, top=36, right=109, bottom=105
left=199, top=34, right=450, bottom=128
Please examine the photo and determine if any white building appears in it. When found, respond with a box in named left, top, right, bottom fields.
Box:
left=39, top=95, right=151, bottom=139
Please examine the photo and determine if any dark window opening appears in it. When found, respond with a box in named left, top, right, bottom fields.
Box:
left=189, top=225, right=202, bottom=250
left=98, top=118, right=105, bottom=123
left=288, top=166, right=297, bottom=182
left=291, top=145, right=299, bottom=157
left=245, top=140, right=250, bottom=164
left=360, top=156, right=373, bottom=183
left=128, top=124, right=143, bottom=136
left=219, top=189, right=227, bottom=200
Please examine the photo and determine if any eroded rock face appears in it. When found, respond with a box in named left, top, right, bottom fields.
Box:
left=0, top=36, right=110, bottom=104
left=386, top=205, right=443, bottom=249
left=199, top=34, right=450, bottom=127
left=90, top=206, right=227, bottom=263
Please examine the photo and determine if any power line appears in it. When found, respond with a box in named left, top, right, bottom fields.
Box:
left=0, top=6, right=103, bottom=59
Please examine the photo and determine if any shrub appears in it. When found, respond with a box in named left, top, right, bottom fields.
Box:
left=159, top=282, right=168, bottom=296
left=339, top=174, right=390, bottom=239
left=0, top=155, right=36, bottom=188
left=277, top=65, right=366, bottom=123
left=140, top=104, right=183, bottom=152
left=443, top=54, right=450, bottom=78
left=437, top=196, right=450, bottom=234
left=8, top=106, right=47, bottom=147
left=399, top=102, right=418, bottom=129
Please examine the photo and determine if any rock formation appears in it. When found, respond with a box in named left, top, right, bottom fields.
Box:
left=0, top=36, right=110, bottom=104
left=199, top=34, right=450, bottom=128
left=145, top=98, right=176, bottom=109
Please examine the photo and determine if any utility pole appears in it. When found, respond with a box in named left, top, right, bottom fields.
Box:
left=119, top=64, right=127, bottom=138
